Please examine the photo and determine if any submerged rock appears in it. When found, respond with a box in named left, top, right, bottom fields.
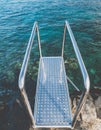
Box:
left=65, top=58, right=78, bottom=70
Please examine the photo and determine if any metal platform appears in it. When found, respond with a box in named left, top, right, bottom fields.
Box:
left=34, top=57, right=72, bottom=127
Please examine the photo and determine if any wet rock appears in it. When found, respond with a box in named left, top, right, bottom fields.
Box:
left=90, top=87, right=101, bottom=99
left=91, top=119, right=101, bottom=130
left=95, top=96, right=101, bottom=119
left=0, top=88, right=101, bottom=130
left=74, top=121, right=82, bottom=130
left=81, top=95, right=97, bottom=122
left=81, top=119, right=101, bottom=130
left=72, top=97, right=77, bottom=117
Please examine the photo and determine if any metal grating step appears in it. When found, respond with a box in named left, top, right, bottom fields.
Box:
left=34, top=57, right=72, bottom=128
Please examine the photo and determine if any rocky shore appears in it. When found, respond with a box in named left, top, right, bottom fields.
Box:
left=71, top=87, right=101, bottom=130
left=0, top=87, right=101, bottom=130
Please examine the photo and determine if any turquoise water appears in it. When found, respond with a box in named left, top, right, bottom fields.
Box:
left=0, top=0, right=101, bottom=103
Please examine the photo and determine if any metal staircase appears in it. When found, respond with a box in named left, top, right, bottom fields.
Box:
left=18, top=21, right=90, bottom=129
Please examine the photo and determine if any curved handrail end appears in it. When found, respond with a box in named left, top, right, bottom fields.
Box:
left=34, top=21, right=38, bottom=26
left=85, top=75, right=90, bottom=93
left=18, top=77, right=24, bottom=90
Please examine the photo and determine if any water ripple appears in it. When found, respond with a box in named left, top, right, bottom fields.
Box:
left=0, top=0, right=101, bottom=96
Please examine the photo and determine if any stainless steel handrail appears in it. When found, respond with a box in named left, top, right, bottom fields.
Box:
left=18, top=22, right=42, bottom=127
left=62, top=21, right=90, bottom=128
left=19, top=22, right=42, bottom=90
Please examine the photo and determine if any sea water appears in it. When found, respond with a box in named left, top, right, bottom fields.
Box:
left=0, top=0, right=101, bottom=104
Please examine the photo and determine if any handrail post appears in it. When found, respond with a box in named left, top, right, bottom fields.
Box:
left=36, top=24, right=42, bottom=58
left=62, top=20, right=90, bottom=128
left=20, top=88, right=35, bottom=127
left=62, top=24, right=66, bottom=57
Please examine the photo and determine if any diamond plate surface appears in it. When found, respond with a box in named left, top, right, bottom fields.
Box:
left=34, top=57, right=72, bottom=127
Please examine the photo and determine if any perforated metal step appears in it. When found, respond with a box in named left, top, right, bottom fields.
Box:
left=34, top=57, right=72, bottom=128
